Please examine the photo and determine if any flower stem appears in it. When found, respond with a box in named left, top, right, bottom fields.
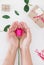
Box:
left=18, top=48, right=20, bottom=65
left=28, top=3, right=32, bottom=6
left=18, top=39, right=20, bottom=65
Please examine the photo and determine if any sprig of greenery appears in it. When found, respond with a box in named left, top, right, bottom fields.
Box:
left=24, top=0, right=29, bottom=4
left=2, top=15, right=10, bottom=19
left=24, top=5, right=29, bottom=12
left=15, top=10, right=19, bottom=15
left=24, top=0, right=32, bottom=12
left=4, top=25, right=11, bottom=32
left=24, top=0, right=29, bottom=12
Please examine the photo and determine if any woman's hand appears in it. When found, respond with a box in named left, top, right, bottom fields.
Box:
left=7, top=22, right=19, bottom=50
left=20, top=22, right=31, bottom=51
left=3, top=22, right=20, bottom=65
left=19, top=22, right=32, bottom=65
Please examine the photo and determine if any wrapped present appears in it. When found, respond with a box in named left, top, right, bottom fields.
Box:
left=29, top=5, right=44, bottom=28
left=2, top=4, right=10, bottom=12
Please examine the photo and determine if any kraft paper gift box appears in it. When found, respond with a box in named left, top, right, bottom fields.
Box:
left=2, top=4, right=10, bottom=12
left=29, top=5, right=44, bottom=28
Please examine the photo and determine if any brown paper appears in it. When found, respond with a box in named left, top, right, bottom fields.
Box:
left=29, top=5, right=44, bottom=28
left=2, top=4, right=10, bottom=12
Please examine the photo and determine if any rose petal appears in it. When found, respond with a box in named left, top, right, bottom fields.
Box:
left=14, top=28, right=24, bottom=38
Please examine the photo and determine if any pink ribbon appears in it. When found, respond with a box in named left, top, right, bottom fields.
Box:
left=33, top=14, right=44, bottom=23
left=35, top=49, right=44, bottom=60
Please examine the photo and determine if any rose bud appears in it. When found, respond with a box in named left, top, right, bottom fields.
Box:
left=14, top=28, right=24, bottom=38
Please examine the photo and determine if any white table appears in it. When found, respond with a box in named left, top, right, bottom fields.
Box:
left=0, top=0, right=44, bottom=65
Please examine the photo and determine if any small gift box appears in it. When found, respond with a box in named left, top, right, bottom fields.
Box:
left=29, top=5, right=44, bottom=28
left=2, top=4, right=10, bottom=12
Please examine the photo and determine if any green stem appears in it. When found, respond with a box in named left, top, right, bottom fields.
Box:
left=28, top=3, right=32, bottom=6
left=18, top=39, right=20, bottom=65
left=18, top=48, right=20, bottom=65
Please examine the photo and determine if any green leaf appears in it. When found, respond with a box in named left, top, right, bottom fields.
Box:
left=24, top=5, right=29, bottom=12
left=24, top=0, right=29, bottom=4
left=4, top=25, right=11, bottom=32
left=2, top=15, right=10, bottom=19
left=15, top=10, right=19, bottom=15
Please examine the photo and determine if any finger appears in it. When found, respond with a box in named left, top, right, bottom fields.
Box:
left=20, top=22, right=29, bottom=33
left=8, top=21, right=18, bottom=33
left=27, top=28, right=32, bottom=43
left=21, top=22, right=31, bottom=39
left=20, top=22, right=28, bottom=30
left=8, top=31, right=16, bottom=39
left=10, top=21, right=18, bottom=31
left=20, top=32, right=26, bottom=43
left=27, top=28, right=31, bottom=38
left=11, top=21, right=18, bottom=28
left=18, top=23, right=23, bottom=29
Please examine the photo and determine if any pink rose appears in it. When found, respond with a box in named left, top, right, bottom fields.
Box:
left=14, top=28, right=24, bottom=38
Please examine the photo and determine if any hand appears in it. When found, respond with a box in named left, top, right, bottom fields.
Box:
left=7, top=22, right=19, bottom=49
left=20, top=22, right=32, bottom=51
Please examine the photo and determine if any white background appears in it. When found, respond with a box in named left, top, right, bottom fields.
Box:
left=0, top=0, right=44, bottom=65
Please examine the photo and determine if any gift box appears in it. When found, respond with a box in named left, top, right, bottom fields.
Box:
left=29, top=5, right=44, bottom=28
